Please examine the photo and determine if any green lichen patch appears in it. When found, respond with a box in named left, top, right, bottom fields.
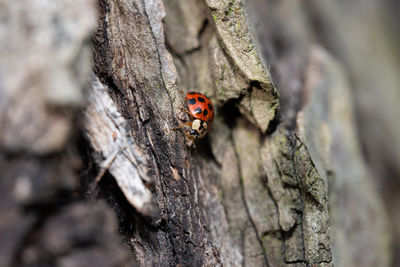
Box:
left=207, top=0, right=279, bottom=132
left=207, top=0, right=273, bottom=84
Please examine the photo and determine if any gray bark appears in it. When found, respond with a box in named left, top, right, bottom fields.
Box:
left=1, top=0, right=397, bottom=266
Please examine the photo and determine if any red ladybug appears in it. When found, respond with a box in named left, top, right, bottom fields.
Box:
left=173, top=91, right=214, bottom=140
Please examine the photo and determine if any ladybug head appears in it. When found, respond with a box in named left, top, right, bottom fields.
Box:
left=190, top=119, right=208, bottom=139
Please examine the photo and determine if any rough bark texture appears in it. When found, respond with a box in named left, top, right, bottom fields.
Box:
left=86, top=0, right=390, bottom=265
left=1, top=0, right=398, bottom=266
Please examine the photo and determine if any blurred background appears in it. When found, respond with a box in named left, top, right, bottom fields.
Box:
left=1, top=0, right=399, bottom=266
left=245, top=0, right=400, bottom=264
left=247, top=0, right=400, bottom=266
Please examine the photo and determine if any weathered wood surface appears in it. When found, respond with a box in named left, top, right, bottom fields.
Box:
left=86, top=0, right=391, bottom=266
left=0, top=0, right=397, bottom=266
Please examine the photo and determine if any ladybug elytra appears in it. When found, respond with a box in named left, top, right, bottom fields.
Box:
left=173, top=91, right=214, bottom=140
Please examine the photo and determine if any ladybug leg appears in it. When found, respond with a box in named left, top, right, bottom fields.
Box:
left=171, top=121, right=192, bottom=131
left=180, top=107, right=192, bottom=116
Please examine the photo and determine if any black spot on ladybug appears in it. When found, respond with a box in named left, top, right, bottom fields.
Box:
left=208, top=103, right=213, bottom=110
left=188, top=92, right=196, bottom=95
left=194, top=107, right=202, bottom=114
left=197, top=97, right=205, bottom=102
left=203, top=109, right=208, bottom=116
left=188, top=98, right=196, bottom=105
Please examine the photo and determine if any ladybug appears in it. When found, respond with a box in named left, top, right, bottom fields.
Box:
left=173, top=91, right=214, bottom=140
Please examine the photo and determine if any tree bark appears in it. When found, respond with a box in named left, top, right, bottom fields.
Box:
left=1, top=0, right=395, bottom=266
left=86, top=0, right=391, bottom=266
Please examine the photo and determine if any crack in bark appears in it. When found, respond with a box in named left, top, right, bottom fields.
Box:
left=289, top=133, right=307, bottom=263
left=180, top=19, right=210, bottom=56
left=165, top=40, right=188, bottom=68
left=231, top=131, right=270, bottom=267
